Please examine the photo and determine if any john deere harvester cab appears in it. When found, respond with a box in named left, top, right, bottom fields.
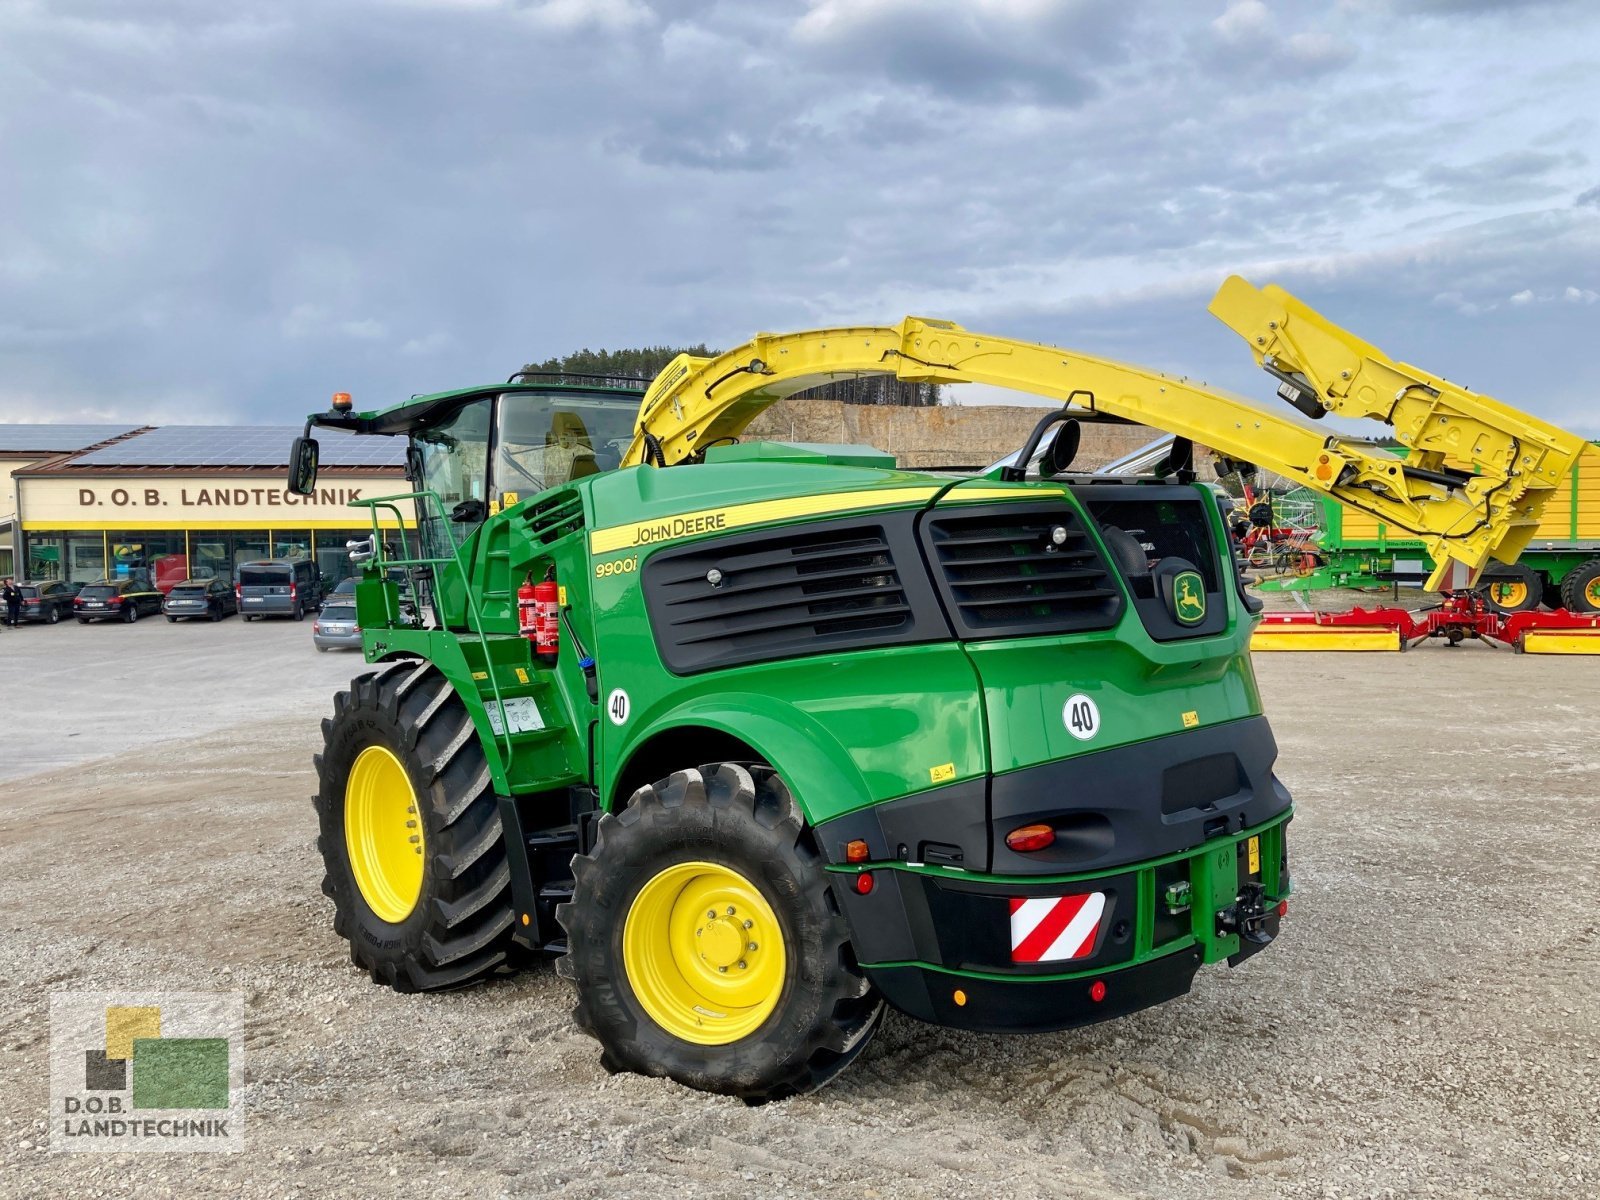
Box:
left=290, top=279, right=1584, bottom=1102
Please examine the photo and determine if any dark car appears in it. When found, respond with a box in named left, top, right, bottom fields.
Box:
left=16, top=580, right=77, bottom=624
left=236, top=558, right=323, bottom=621
left=74, top=579, right=164, bottom=623
left=163, top=577, right=238, bottom=622
left=312, top=601, right=362, bottom=651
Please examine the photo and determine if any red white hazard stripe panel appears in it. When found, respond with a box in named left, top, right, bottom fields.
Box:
left=1009, top=892, right=1106, bottom=964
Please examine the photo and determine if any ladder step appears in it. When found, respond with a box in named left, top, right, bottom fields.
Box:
left=542, top=938, right=569, bottom=955
left=526, top=825, right=579, bottom=851
left=538, top=880, right=574, bottom=901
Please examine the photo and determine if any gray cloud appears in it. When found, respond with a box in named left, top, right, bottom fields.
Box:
left=0, top=0, right=1597, bottom=442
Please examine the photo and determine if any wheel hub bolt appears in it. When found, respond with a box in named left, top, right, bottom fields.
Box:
left=743, top=919, right=753, bottom=929
left=748, top=942, right=757, bottom=951
left=737, top=961, right=747, bottom=970
left=707, top=910, right=717, bottom=920
left=718, top=965, right=728, bottom=973
left=726, top=906, right=736, bottom=916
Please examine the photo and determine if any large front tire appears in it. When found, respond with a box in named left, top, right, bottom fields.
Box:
left=313, top=661, right=517, bottom=991
left=558, top=763, right=883, bottom=1103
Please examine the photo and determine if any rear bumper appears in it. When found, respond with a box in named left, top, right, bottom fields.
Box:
left=834, top=812, right=1290, bottom=1034
left=313, top=631, right=363, bottom=648
left=868, top=946, right=1203, bottom=1034
left=241, top=600, right=296, bottom=615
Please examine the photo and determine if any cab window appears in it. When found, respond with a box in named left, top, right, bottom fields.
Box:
left=415, top=398, right=492, bottom=558
left=491, top=391, right=637, bottom=504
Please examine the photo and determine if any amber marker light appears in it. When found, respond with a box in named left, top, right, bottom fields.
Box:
left=844, top=839, right=869, bottom=863
left=1005, top=823, right=1056, bottom=853
left=332, top=391, right=353, bottom=412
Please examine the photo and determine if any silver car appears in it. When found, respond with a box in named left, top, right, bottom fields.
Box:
left=312, top=602, right=362, bottom=651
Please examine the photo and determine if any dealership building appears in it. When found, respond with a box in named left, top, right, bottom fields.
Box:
left=1, top=423, right=412, bottom=587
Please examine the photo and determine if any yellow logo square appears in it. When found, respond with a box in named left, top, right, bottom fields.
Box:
left=105, top=1006, right=161, bottom=1061
left=1182, top=710, right=1200, bottom=728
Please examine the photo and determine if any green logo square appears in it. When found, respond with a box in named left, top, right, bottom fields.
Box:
left=1172, top=570, right=1206, bottom=625
left=131, top=1037, right=230, bottom=1110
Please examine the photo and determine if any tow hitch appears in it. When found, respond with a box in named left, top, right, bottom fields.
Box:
left=1217, top=882, right=1274, bottom=946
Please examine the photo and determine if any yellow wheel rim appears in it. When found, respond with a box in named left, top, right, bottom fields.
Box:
left=622, top=860, right=787, bottom=1046
left=1489, top=581, right=1528, bottom=609
left=1586, top=578, right=1600, bottom=608
left=344, top=745, right=425, bottom=924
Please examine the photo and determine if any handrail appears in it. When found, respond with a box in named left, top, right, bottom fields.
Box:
left=348, top=488, right=515, bottom=768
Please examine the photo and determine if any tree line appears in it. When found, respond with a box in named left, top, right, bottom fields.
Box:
left=521, top=346, right=941, bottom=406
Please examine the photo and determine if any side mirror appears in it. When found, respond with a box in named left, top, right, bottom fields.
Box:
left=288, top=436, right=320, bottom=495
left=1041, top=419, right=1082, bottom=477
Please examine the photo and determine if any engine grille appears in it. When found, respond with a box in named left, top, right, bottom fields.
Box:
left=643, top=517, right=945, bottom=674
left=921, top=503, right=1123, bottom=638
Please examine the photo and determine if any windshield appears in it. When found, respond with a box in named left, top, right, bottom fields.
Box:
left=322, top=605, right=357, bottom=620
left=492, top=390, right=638, bottom=505
left=79, top=585, right=116, bottom=599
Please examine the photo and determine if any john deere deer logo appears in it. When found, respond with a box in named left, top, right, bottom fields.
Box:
left=1173, top=570, right=1206, bottom=624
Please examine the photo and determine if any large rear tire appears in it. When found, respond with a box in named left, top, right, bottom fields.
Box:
left=1560, top=558, right=1600, bottom=615
left=558, top=763, right=883, bottom=1103
left=314, top=661, right=518, bottom=992
left=1481, top=564, right=1543, bottom=615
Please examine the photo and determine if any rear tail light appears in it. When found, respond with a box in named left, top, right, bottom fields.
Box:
left=107, top=596, right=122, bottom=606
left=289, top=583, right=298, bottom=599
left=312, top=622, right=320, bottom=633
left=1005, top=823, right=1056, bottom=853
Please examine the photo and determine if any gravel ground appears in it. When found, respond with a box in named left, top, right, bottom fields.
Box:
left=1, top=625, right=1596, bottom=1198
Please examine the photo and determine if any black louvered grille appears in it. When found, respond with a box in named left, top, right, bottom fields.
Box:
left=923, top=504, right=1123, bottom=637
left=524, top=491, right=584, bottom=544
left=644, top=519, right=945, bottom=673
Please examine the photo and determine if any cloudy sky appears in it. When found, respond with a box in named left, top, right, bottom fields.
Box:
left=1, top=0, right=1596, bottom=436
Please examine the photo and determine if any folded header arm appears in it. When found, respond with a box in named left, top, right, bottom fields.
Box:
left=626, top=276, right=1586, bottom=591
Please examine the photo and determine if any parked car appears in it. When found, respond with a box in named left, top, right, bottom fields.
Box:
left=73, top=579, right=164, bottom=623
left=163, top=578, right=238, bottom=622
left=15, top=580, right=77, bottom=624
left=311, top=601, right=362, bottom=651
left=235, top=558, right=323, bottom=621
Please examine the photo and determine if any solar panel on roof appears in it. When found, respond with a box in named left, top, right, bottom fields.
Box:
left=0, top=424, right=142, bottom=453
left=70, top=425, right=406, bottom=469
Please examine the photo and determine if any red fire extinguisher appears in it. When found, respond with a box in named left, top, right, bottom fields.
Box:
left=517, top=573, right=540, bottom=641
left=519, top=566, right=559, bottom=665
